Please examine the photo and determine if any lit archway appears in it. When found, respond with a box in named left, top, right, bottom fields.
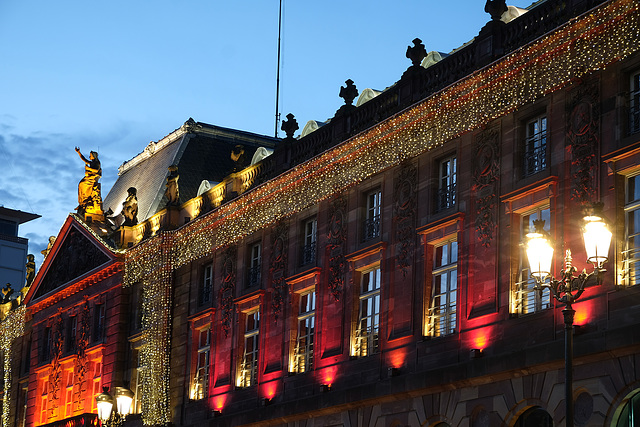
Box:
left=613, top=390, right=640, bottom=426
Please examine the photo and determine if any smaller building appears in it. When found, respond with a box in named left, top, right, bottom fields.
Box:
left=0, top=206, right=39, bottom=293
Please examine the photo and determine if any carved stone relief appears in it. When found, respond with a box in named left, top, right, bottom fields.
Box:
left=219, top=245, right=237, bottom=338
left=567, top=79, right=599, bottom=204
left=327, top=195, right=347, bottom=301
left=393, top=162, right=417, bottom=277
left=472, top=127, right=501, bottom=247
left=270, top=220, right=288, bottom=320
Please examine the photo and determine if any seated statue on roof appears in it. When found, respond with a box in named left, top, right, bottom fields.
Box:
left=122, top=187, right=139, bottom=226
left=165, top=165, right=180, bottom=206
left=41, top=236, right=56, bottom=259
left=75, top=147, right=104, bottom=216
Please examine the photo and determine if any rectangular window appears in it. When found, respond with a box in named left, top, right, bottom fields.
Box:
left=514, top=207, right=552, bottom=314
left=199, top=264, right=213, bottom=305
left=301, top=218, right=317, bottom=266
left=191, top=329, right=210, bottom=400
left=247, top=243, right=262, bottom=287
left=292, top=291, right=315, bottom=373
left=354, top=267, right=381, bottom=357
left=624, top=174, right=640, bottom=285
left=93, top=304, right=105, bottom=343
left=524, top=116, right=547, bottom=176
left=66, top=316, right=77, bottom=353
left=39, top=380, right=49, bottom=425
left=630, top=71, right=640, bottom=135
left=363, top=190, right=382, bottom=240
left=64, top=370, right=74, bottom=417
left=437, top=155, right=457, bottom=211
left=426, top=239, right=458, bottom=337
left=128, top=346, right=143, bottom=414
left=41, top=327, right=52, bottom=362
left=238, top=310, right=260, bottom=387
left=18, top=384, right=28, bottom=427
left=91, top=361, right=102, bottom=412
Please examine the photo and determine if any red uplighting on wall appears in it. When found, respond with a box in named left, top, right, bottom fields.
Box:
left=573, top=300, right=593, bottom=326
left=470, top=327, right=492, bottom=350
left=388, top=348, right=407, bottom=369
left=262, top=382, right=277, bottom=400
left=319, top=366, right=338, bottom=386
left=212, top=395, right=226, bottom=412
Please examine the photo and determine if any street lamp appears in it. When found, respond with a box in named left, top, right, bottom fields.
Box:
left=524, top=202, right=612, bottom=427
left=95, top=385, right=135, bottom=426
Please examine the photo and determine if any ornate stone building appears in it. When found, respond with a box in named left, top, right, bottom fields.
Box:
left=2, top=0, right=640, bottom=426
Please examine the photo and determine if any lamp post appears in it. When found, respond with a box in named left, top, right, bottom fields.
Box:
left=95, top=385, right=135, bottom=427
left=524, top=203, right=612, bottom=427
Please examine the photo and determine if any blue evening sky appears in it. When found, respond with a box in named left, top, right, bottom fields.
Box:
left=0, top=0, right=524, bottom=266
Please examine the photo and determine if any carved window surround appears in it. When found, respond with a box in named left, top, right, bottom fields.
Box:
left=234, top=290, right=265, bottom=314
left=603, top=140, right=640, bottom=174
left=501, top=176, right=558, bottom=215
left=345, top=241, right=386, bottom=269
left=286, top=267, right=321, bottom=295
left=187, top=309, right=215, bottom=327
left=417, top=212, right=464, bottom=242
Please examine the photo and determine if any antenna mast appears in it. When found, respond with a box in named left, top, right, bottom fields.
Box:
left=275, top=0, right=283, bottom=138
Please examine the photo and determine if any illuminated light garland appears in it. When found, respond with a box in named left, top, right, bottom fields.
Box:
left=124, top=234, right=173, bottom=426
left=121, top=0, right=640, bottom=424
left=0, top=306, right=26, bottom=427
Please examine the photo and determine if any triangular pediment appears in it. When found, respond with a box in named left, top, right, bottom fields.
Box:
left=29, top=216, right=115, bottom=302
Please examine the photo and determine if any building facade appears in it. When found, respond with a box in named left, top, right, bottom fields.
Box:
left=3, top=0, right=640, bottom=426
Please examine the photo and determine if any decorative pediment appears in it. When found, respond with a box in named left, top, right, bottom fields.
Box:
left=31, top=219, right=113, bottom=301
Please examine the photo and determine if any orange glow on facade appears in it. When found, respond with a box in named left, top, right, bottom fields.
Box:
left=470, top=327, right=492, bottom=350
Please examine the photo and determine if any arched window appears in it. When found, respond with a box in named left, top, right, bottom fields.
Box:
left=615, top=391, right=640, bottom=426
left=514, top=407, right=553, bottom=427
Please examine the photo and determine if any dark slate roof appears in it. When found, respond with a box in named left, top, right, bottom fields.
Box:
left=103, top=119, right=279, bottom=222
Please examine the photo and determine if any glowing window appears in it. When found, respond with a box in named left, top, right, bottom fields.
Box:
left=238, top=310, right=259, bottom=387
left=354, top=267, right=381, bottom=357
left=292, top=290, right=315, bottom=373
left=426, top=239, right=457, bottom=337
left=514, top=207, right=551, bottom=314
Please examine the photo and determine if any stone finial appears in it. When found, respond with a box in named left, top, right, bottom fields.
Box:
left=406, top=38, right=427, bottom=67
left=182, top=117, right=200, bottom=132
left=485, top=0, right=507, bottom=21
left=281, top=113, right=299, bottom=141
left=339, top=79, right=358, bottom=107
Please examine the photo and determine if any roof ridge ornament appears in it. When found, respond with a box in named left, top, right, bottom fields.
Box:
left=281, top=113, right=299, bottom=142
left=406, top=38, right=427, bottom=67
left=485, top=0, right=508, bottom=21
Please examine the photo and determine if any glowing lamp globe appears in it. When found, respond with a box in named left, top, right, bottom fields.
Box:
left=115, top=386, right=135, bottom=417
left=525, top=220, right=553, bottom=283
left=95, top=387, right=114, bottom=422
left=583, top=213, right=612, bottom=269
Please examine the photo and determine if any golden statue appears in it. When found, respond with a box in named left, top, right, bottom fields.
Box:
left=75, top=147, right=104, bottom=217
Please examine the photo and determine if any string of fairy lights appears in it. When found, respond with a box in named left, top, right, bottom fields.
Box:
left=0, top=306, right=25, bottom=427
left=122, top=0, right=639, bottom=424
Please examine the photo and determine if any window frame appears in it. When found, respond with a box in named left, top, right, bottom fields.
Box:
left=426, top=238, right=458, bottom=337
left=436, top=154, right=457, bottom=212
left=523, top=115, right=548, bottom=177
left=363, top=189, right=382, bottom=241
left=623, top=172, right=640, bottom=286
left=513, top=206, right=552, bottom=315
left=238, top=309, right=260, bottom=388
left=247, top=242, right=262, bottom=288
left=191, top=327, right=210, bottom=400
left=301, top=217, right=318, bottom=266
left=199, top=263, right=213, bottom=306
left=629, top=69, right=640, bottom=136
left=292, top=290, right=316, bottom=373
left=353, top=266, right=381, bottom=357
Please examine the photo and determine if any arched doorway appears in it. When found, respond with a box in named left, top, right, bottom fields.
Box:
left=514, top=407, right=553, bottom=427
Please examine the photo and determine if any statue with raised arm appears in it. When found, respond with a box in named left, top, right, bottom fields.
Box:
left=165, top=165, right=180, bottom=206
left=75, top=147, right=104, bottom=216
